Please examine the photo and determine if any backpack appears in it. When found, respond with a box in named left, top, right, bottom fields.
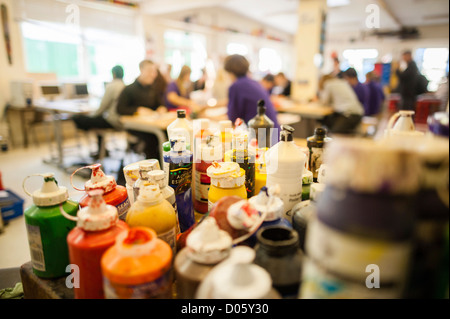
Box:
left=415, top=73, right=429, bottom=95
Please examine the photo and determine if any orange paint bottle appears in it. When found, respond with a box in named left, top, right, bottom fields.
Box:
left=101, top=227, right=173, bottom=299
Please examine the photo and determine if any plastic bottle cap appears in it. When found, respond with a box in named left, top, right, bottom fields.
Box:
left=186, top=217, right=233, bottom=264
left=207, top=162, right=245, bottom=188
left=213, top=263, right=272, bottom=299
left=226, top=200, right=261, bottom=231
left=170, top=136, right=187, bottom=152
left=315, top=127, right=327, bottom=136
left=123, top=159, right=160, bottom=186
left=249, top=186, right=284, bottom=222
left=147, top=170, right=166, bottom=188
left=25, top=173, right=68, bottom=207
left=137, top=183, right=164, bottom=204
left=83, top=164, right=117, bottom=193
left=302, top=170, right=314, bottom=185
left=177, top=110, right=186, bottom=118
left=115, top=227, right=159, bottom=258
left=77, top=189, right=118, bottom=231
left=233, top=132, right=249, bottom=151
left=163, top=141, right=171, bottom=152
left=280, top=125, right=294, bottom=142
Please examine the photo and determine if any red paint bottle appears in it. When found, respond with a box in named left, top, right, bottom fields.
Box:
left=66, top=189, right=129, bottom=299
left=71, top=164, right=130, bottom=221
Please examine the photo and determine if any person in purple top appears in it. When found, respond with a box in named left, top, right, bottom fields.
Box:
left=164, top=65, right=200, bottom=112
left=344, top=68, right=370, bottom=115
left=365, top=71, right=385, bottom=116
left=224, top=54, right=280, bottom=143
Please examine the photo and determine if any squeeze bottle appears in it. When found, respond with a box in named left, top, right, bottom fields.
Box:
left=126, top=183, right=177, bottom=254
left=167, top=109, right=193, bottom=148
left=101, top=227, right=173, bottom=299
left=266, top=125, right=307, bottom=222
left=174, top=217, right=233, bottom=299
left=66, top=189, right=129, bottom=299
left=23, top=173, right=78, bottom=278
left=133, top=160, right=160, bottom=202
left=123, top=159, right=160, bottom=205
left=72, top=164, right=130, bottom=221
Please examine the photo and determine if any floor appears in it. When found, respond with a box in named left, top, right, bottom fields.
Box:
left=0, top=131, right=132, bottom=270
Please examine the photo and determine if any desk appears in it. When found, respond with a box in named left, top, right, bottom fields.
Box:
left=33, top=98, right=99, bottom=168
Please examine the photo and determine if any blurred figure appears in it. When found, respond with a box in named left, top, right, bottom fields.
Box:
left=344, top=67, right=370, bottom=114
left=395, top=50, right=419, bottom=111
left=73, top=65, right=125, bottom=159
left=116, top=59, right=168, bottom=159
left=274, top=72, right=292, bottom=97
left=164, top=65, right=200, bottom=112
left=260, top=74, right=275, bottom=95
left=434, top=73, right=449, bottom=111
left=332, top=56, right=344, bottom=79
left=318, top=73, right=364, bottom=134
left=224, top=54, right=280, bottom=136
left=162, top=64, right=173, bottom=83
left=365, top=71, right=385, bottom=117
left=211, top=67, right=231, bottom=106
left=193, top=68, right=207, bottom=91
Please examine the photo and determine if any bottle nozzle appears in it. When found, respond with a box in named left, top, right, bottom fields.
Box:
left=280, top=125, right=294, bottom=142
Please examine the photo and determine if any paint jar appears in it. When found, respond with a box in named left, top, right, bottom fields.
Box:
left=132, top=160, right=160, bottom=203
left=196, top=246, right=281, bottom=299
left=174, top=217, right=232, bottom=299
left=300, top=138, right=421, bottom=299
left=72, top=163, right=130, bottom=221
left=306, top=127, right=331, bottom=182
left=254, top=226, right=303, bottom=299
left=101, top=227, right=173, bottom=299
left=123, top=159, right=160, bottom=205
left=207, top=161, right=247, bottom=211
left=23, top=173, right=78, bottom=278
left=66, top=189, right=129, bottom=299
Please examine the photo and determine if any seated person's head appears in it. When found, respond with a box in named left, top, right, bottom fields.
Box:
left=365, top=71, right=380, bottom=83
left=261, top=74, right=275, bottom=91
left=275, top=72, right=288, bottom=87
left=112, top=65, right=124, bottom=80
left=224, top=55, right=250, bottom=80
left=343, top=68, right=359, bottom=84
left=178, top=65, right=192, bottom=83
left=402, top=50, right=413, bottom=63
left=139, top=60, right=158, bottom=85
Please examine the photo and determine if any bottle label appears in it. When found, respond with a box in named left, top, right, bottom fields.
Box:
left=208, top=200, right=215, bottom=212
left=158, top=227, right=177, bottom=256
left=194, top=171, right=210, bottom=203
left=167, top=162, right=192, bottom=195
left=26, top=224, right=46, bottom=272
left=103, top=271, right=173, bottom=299
left=310, top=147, right=324, bottom=179
left=117, top=198, right=131, bottom=221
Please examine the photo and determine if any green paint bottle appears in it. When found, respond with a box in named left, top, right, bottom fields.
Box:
left=23, top=173, right=79, bottom=278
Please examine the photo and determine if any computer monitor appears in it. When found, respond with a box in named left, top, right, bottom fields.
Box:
left=40, top=85, right=61, bottom=100
left=74, top=83, right=89, bottom=97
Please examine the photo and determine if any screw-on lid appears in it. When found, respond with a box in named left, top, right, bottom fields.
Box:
left=207, top=162, right=245, bottom=188
left=186, top=217, right=233, bottom=264
left=257, top=99, right=266, bottom=115
left=315, top=127, right=327, bottom=136
left=226, top=200, right=261, bottom=231
left=249, top=185, right=284, bottom=222
left=147, top=170, right=166, bottom=189
left=137, top=183, right=164, bottom=204
left=77, top=189, right=118, bottom=231
left=280, top=125, right=294, bottom=142
left=23, top=173, right=68, bottom=207
left=177, top=109, right=186, bottom=118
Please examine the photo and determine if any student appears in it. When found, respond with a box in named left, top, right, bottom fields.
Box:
left=318, top=73, right=364, bottom=134
left=260, top=74, right=275, bottom=95
left=274, top=72, right=292, bottom=97
left=365, top=71, right=385, bottom=116
left=164, top=65, right=200, bottom=112
left=343, top=67, right=370, bottom=115
left=72, top=65, right=125, bottom=158
left=116, top=60, right=167, bottom=159
left=224, top=54, right=280, bottom=141
left=193, top=68, right=207, bottom=91
left=395, top=50, right=420, bottom=111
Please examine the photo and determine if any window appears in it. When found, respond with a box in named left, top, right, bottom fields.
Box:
left=342, top=49, right=379, bottom=83
left=416, top=48, right=449, bottom=92
left=226, top=42, right=250, bottom=56
left=258, top=48, right=282, bottom=74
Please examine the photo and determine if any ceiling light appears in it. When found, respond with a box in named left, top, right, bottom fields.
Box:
left=327, top=0, right=350, bottom=8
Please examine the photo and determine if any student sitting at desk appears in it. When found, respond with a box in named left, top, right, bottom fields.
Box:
left=164, top=65, right=201, bottom=113
left=116, top=60, right=168, bottom=160
left=72, top=65, right=125, bottom=159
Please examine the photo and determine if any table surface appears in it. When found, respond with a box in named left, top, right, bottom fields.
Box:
left=273, top=98, right=333, bottom=118
left=33, top=98, right=100, bottom=114
left=120, top=112, right=178, bottom=131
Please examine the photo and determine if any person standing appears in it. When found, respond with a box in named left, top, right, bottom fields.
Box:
left=365, top=71, right=385, bottom=116
left=396, top=50, right=420, bottom=111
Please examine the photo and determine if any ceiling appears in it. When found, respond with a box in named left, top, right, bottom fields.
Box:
left=141, top=0, right=449, bottom=35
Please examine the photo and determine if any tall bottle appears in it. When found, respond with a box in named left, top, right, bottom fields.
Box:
left=23, top=173, right=79, bottom=278
left=266, top=125, right=307, bottom=222
left=126, top=184, right=178, bottom=255
left=101, top=227, right=173, bottom=299
left=174, top=217, right=233, bottom=299
left=164, top=136, right=195, bottom=233
left=248, top=99, right=275, bottom=149
left=307, top=127, right=331, bottom=182
left=66, top=189, right=129, bottom=299
left=72, top=163, right=130, bottom=221
left=167, top=109, right=193, bottom=148
left=231, top=132, right=256, bottom=198
left=133, top=160, right=160, bottom=202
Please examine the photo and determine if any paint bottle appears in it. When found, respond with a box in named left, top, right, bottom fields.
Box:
left=193, top=135, right=222, bottom=215
left=195, top=246, right=281, bottom=299
left=101, top=226, right=173, bottom=299
left=306, top=128, right=331, bottom=182
left=209, top=196, right=263, bottom=245
left=300, top=138, right=420, bottom=299
left=72, top=164, right=130, bottom=221
left=266, top=125, right=307, bottom=222
left=23, top=173, right=78, bottom=278
left=174, top=217, right=233, bottom=299
left=248, top=99, right=275, bottom=149
left=206, top=162, right=247, bottom=211
left=219, top=120, right=233, bottom=160
left=302, top=170, right=314, bottom=201
left=133, top=160, right=160, bottom=202
left=167, top=109, right=193, bottom=149
left=123, top=159, right=160, bottom=205
left=164, top=136, right=195, bottom=233
left=254, top=226, right=303, bottom=299
left=231, top=132, right=256, bottom=198
left=126, top=183, right=177, bottom=255
left=255, top=148, right=268, bottom=195
left=247, top=185, right=292, bottom=247
left=66, top=189, right=129, bottom=299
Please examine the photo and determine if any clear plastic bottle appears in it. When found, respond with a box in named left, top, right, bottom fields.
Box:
left=167, top=109, right=193, bottom=148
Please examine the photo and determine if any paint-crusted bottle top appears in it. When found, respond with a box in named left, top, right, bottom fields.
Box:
left=137, top=183, right=164, bottom=204
left=226, top=200, right=261, bottom=231
left=79, top=164, right=117, bottom=193
left=23, top=173, right=68, bottom=207
left=123, top=159, right=160, bottom=186
left=170, top=136, right=187, bottom=152
left=77, top=189, right=118, bottom=231
left=302, top=170, right=314, bottom=185
left=207, top=162, right=245, bottom=188
left=139, top=161, right=157, bottom=180
left=249, top=185, right=284, bottom=222
left=232, top=132, right=249, bottom=151
left=186, top=217, right=232, bottom=264
left=201, top=135, right=222, bottom=162
left=147, top=170, right=166, bottom=189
